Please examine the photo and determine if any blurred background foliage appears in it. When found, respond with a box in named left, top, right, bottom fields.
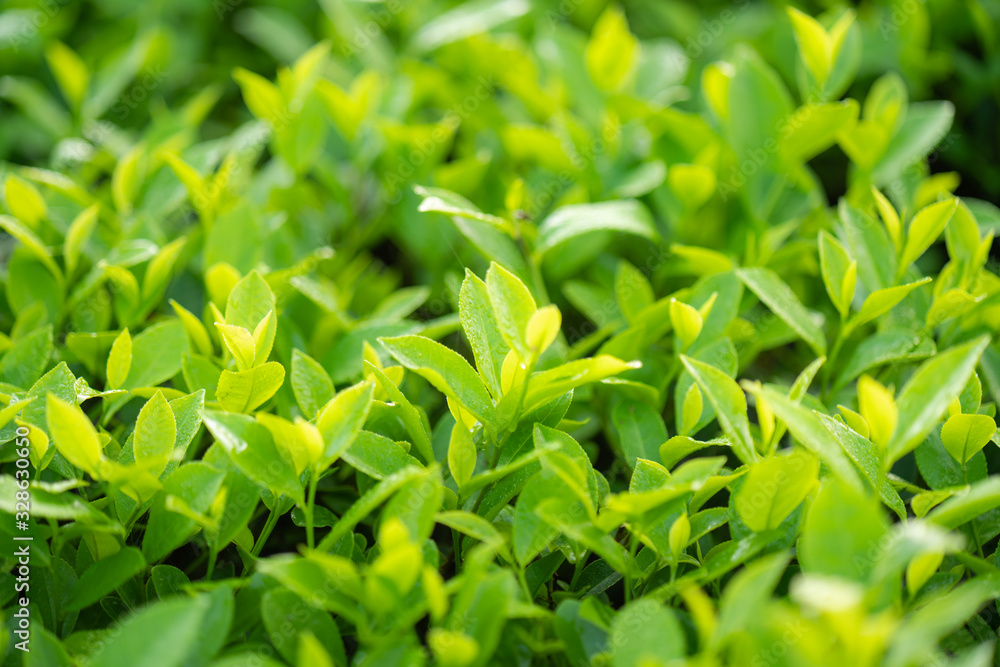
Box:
left=5, top=2, right=1000, bottom=663
left=1, top=0, right=999, bottom=386
left=3, top=0, right=999, bottom=241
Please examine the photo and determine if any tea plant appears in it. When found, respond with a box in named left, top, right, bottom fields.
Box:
left=2, top=1, right=1000, bottom=665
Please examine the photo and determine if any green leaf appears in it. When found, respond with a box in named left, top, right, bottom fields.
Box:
left=927, top=477, right=1000, bottom=529
left=255, top=552, right=362, bottom=622
left=522, top=356, right=639, bottom=415
left=865, top=72, right=907, bottom=133
left=873, top=101, right=954, bottom=185
left=411, top=0, right=530, bottom=51
left=459, top=269, right=509, bottom=399
left=233, top=67, right=285, bottom=125
left=734, top=449, right=818, bottom=532
left=142, top=462, right=226, bottom=562
left=262, top=589, right=346, bottom=667
left=885, top=578, right=1000, bottom=667
left=1, top=325, right=53, bottom=389
left=23, top=628, right=72, bottom=667
left=317, top=466, right=426, bottom=550
left=833, top=330, right=935, bottom=393
left=680, top=384, right=703, bottom=437
left=382, top=468, right=442, bottom=543
left=781, top=101, right=859, bottom=162
left=753, top=386, right=864, bottom=490
left=898, top=198, right=958, bottom=279
left=5, top=174, right=47, bottom=229
left=380, top=335, right=496, bottom=427
left=818, top=230, right=856, bottom=318
left=47, top=394, right=102, bottom=476
left=0, top=215, right=63, bottom=285
left=256, top=413, right=321, bottom=476
left=486, top=261, right=537, bottom=361
left=679, top=355, right=756, bottom=465
left=225, top=270, right=276, bottom=331
left=216, top=361, right=285, bottom=413
left=887, top=335, right=990, bottom=463
left=169, top=300, right=213, bottom=357
left=926, top=288, right=981, bottom=329
left=612, top=399, right=666, bottom=469
left=940, top=413, right=996, bottom=464
left=112, top=147, right=142, bottom=215
left=857, top=374, right=897, bottom=451
left=291, top=349, right=334, bottom=419
left=609, top=599, right=685, bottom=666
left=585, top=5, right=639, bottom=92
left=67, top=547, right=146, bottom=611
left=415, top=186, right=514, bottom=234
left=201, top=410, right=304, bottom=505
left=215, top=323, right=256, bottom=371
left=669, top=299, right=703, bottom=349
left=714, top=552, right=790, bottom=644
left=437, top=510, right=507, bottom=555
left=134, top=391, right=177, bottom=477
left=123, top=320, right=190, bottom=390
left=364, top=363, right=433, bottom=464
left=106, top=328, right=132, bottom=390
left=448, top=422, right=477, bottom=488
left=45, top=40, right=89, bottom=112
left=142, top=238, right=186, bottom=303
left=667, top=163, right=716, bottom=210
left=554, top=600, right=609, bottom=667
left=736, top=267, right=826, bottom=355
left=316, top=379, right=376, bottom=466
left=787, top=7, right=833, bottom=84
left=798, top=478, right=888, bottom=584
left=342, top=430, right=421, bottom=480
left=89, top=588, right=233, bottom=667
left=838, top=199, right=896, bottom=291
left=0, top=476, right=101, bottom=522
left=820, top=414, right=906, bottom=519
left=534, top=200, right=658, bottom=258
left=871, top=186, right=902, bottom=250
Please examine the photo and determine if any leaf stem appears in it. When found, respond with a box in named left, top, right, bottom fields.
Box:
left=305, top=470, right=319, bottom=550
left=963, top=461, right=986, bottom=558
left=517, top=566, right=533, bottom=602
left=253, top=506, right=280, bottom=556
left=569, top=555, right=586, bottom=590
left=206, top=548, right=217, bottom=580
left=624, top=533, right=640, bottom=603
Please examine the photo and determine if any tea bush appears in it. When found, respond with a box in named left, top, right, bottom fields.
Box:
left=3, top=0, right=1000, bottom=665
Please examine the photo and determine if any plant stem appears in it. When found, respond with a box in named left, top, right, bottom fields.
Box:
left=470, top=433, right=508, bottom=515
left=452, top=528, right=462, bottom=567
left=206, top=549, right=217, bottom=580
left=963, top=461, right=986, bottom=558
left=305, top=470, right=319, bottom=550
left=253, top=506, right=280, bottom=557
left=624, top=533, right=640, bottom=603
left=123, top=504, right=140, bottom=535
left=569, top=555, right=586, bottom=590
left=518, top=567, right=533, bottom=602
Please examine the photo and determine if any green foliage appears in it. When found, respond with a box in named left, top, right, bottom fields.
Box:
left=3, top=1, right=1000, bottom=665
